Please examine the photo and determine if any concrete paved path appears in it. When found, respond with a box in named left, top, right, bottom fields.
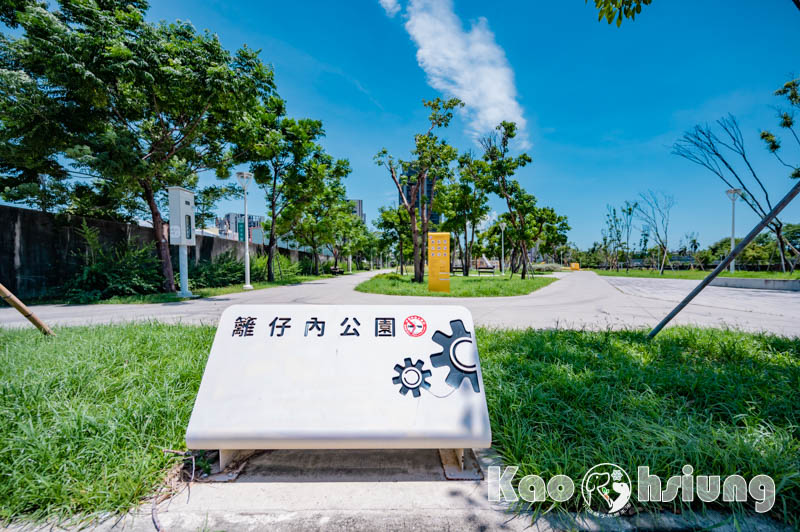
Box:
left=2, top=270, right=798, bottom=336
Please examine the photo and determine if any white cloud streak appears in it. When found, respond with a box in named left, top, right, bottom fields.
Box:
left=402, top=0, right=529, bottom=148
left=379, top=0, right=401, bottom=17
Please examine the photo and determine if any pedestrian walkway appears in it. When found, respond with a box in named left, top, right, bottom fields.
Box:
left=1, top=270, right=798, bottom=336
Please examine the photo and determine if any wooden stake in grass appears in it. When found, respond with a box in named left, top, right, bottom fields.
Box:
left=0, top=282, right=55, bottom=336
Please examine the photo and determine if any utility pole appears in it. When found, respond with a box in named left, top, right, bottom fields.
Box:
left=500, top=222, right=507, bottom=274
left=237, top=171, right=254, bottom=290
left=726, top=188, right=741, bottom=273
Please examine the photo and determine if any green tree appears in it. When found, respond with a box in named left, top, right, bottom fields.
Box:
left=284, top=157, right=351, bottom=275
left=480, top=122, right=535, bottom=278
left=436, top=152, right=490, bottom=276
left=375, top=97, right=461, bottom=283
left=234, top=98, right=329, bottom=281
left=587, top=0, right=652, bottom=27
left=375, top=206, right=413, bottom=274
left=1, top=1, right=274, bottom=291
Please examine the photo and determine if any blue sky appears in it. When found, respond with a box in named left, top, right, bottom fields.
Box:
left=144, top=1, right=797, bottom=246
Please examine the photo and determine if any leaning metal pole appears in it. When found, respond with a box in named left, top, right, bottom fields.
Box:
left=0, top=282, right=55, bottom=336
left=648, top=180, right=800, bottom=339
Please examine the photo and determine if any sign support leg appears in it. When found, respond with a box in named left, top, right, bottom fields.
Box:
left=177, top=245, right=193, bottom=298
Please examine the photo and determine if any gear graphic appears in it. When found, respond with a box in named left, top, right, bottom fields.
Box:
left=430, top=319, right=480, bottom=392
left=392, top=357, right=432, bottom=397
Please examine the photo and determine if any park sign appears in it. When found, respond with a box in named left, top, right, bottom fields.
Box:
left=428, top=232, right=451, bottom=292
left=185, top=304, right=491, bottom=467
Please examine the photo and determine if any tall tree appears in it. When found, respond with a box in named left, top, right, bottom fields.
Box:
left=234, top=100, right=327, bottom=281
left=375, top=206, right=412, bottom=275
left=436, top=152, right=490, bottom=276
left=603, top=206, right=624, bottom=270
left=480, top=122, right=535, bottom=278
left=285, top=156, right=351, bottom=275
left=620, top=200, right=637, bottom=271
left=1, top=1, right=274, bottom=291
left=635, top=191, right=675, bottom=274
left=674, top=83, right=800, bottom=272
left=375, top=97, right=461, bottom=283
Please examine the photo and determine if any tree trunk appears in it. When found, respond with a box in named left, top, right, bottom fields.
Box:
left=776, top=226, right=787, bottom=273
left=658, top=245, right=668, bottom=275
left=409, top=209, right=423, bottom=283
left=520, top=242, right=528, bottom=279
left=460, top=226, right=468, bottom=277
left=267, top=230, right=277, bottom=282
left=420, top=174, right=429, bottom=283
left=399, top=236, right=404, bottom=275
left=142, top=180, right=175, bottom=292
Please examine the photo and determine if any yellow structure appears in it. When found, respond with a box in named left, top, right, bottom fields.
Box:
left=428, top=232, right=451, bottom=292
left=570, top=262, right=581, bottom=271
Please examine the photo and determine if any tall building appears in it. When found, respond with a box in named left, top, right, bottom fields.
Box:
left=398, top=176, right=440, bottom=225
left=348, top=199, right=365, bottom=224
left=219, top=212, right=265, bottom=242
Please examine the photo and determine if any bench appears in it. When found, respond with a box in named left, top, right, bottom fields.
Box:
left=330, top=267, right=344, bottom=275
left=477, top=267, right=496, bottom=276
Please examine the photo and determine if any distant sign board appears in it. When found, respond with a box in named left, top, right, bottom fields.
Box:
left=570, top=262, right=580, bottom=271
left=185, top=305, right=491, bottom=455
left=428, top=232, right=450, bottom=292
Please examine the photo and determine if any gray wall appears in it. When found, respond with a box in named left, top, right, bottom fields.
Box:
left=0, top=205, right=301, bottom=300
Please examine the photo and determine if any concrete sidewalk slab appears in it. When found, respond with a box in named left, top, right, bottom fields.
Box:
left=40, top=448, right=790, bottom=532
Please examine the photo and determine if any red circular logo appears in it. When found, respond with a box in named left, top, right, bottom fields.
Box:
left=403, top=315, right=427, bottom=337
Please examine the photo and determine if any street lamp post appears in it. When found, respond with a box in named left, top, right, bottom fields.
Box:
left=500, top=222, right=507, bottom=274
left=237, top=171, right=254, bottom=290
left=726, top=188, right=741, bottom=274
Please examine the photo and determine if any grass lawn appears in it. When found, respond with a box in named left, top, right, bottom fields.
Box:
left=354, top=272, right=557, bottom=297
left=0, top=325, right=798, bottom=525
left=591, top=268, right=799, bottom=280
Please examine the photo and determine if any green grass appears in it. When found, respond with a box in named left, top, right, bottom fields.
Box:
left=479, top=326, right=800, bottom=525
left=0, top=323, right=214, bottom=523
left=354, top=272, right=557, bottom=297
left=0, top=324, right=798, bottom=525
left=591, top=268, right=799, bottom=280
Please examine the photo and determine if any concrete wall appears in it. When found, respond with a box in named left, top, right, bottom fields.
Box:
left=0, top=205, right=303, bottom=300
left=710, top=277, right=800, bottom=291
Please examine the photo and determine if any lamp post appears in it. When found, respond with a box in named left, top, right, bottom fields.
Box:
left=500, top=222, right=507, bottom=274
left=726, top=188, right=741, bottom=273
left=237, top=171, right=254, bottom=290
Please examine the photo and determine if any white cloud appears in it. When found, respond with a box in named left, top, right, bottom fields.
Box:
left=379, top=0, right=402, bottom=17
left=403, top=0, right=529, bottom=148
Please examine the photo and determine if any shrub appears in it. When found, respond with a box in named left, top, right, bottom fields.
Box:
left=530, top=262, right=563, bottom=272
left=250, top=253, right=301, bottom=281
left=189, top=251, right=244, bottom=289
left=372, top=273, right=405, bottom=282
left=63, top=220, right=162, bottom=303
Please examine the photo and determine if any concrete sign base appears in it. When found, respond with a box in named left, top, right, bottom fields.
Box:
left=186, top=305, right=492, bottom=468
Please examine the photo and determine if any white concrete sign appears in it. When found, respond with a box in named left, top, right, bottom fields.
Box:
left=186, top=304, right=491, bottom=453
